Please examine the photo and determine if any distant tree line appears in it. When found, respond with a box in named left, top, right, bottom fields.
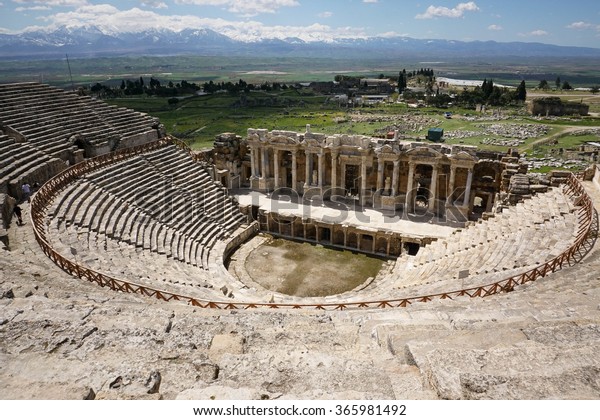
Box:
left=453, top=79, right=526, bottom=107
left=403, top=78, right=527, bottom=108
left=87, top=77, right=292, bottom=99
left=202, top=79, right=290, bottom=95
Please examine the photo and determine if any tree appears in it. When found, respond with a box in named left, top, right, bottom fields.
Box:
left=555, top=77, right=561, bottom=90
left=398, top=69, right=407, bottom=93
left=516, top=80, right=527, bottom=101
left=590, top=86, right=599, bottom=94
left=562, top=81, right=573, bottom=90
left=538, top=80, right=549, bottom=90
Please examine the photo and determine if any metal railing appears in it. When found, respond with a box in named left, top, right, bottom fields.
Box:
left=30, top=140, right=597, bottom=310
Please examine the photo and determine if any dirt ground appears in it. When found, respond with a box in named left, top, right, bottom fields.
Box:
left=244, top=237, right=384, bottom=297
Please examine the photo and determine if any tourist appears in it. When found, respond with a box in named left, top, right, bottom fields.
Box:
left=21, top=182, right=31, bottom=203
left=13, top=204, right=23, bottom=226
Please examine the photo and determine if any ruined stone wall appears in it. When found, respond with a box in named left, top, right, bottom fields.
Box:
left=528, top=98, right=589, bottom=116
left=0, top=193, right=16, bottom=229
left=5, top=158, right=67, bottom=201
left=118, top=130, right=161, bottom=151
left=213, top=133, right=245, bottom=173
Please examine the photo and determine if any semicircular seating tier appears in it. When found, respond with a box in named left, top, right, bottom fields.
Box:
left=344, top=185, right=581, bottom=302
left=45, top=143, right=249, bottom=301
left=256, top=184, right=583, bottom=306
left=0, top=82, right=163, bottom=198
left=42, top=138, right=585, bottom=306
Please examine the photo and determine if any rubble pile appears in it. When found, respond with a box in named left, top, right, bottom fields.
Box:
left=475, top=123, right=549, bottom=139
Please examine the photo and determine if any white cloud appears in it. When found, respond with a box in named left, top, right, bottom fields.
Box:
left=13, top=0, right=88, bottom=6
left=16, top=5, right=51, bottom=11
left=519, top=29, right=548, bottom=37
left=29, top=5, right=367, bottom=42
left=174, top=0, right=299, bottom=16
left=363, top=0, right=379, bottom=3
left=317, top=11, right=332, bottom=18
left=377, top=31, right=409, bottom=38
left=566, top=21, right=598, bottom=30
left=488, top=24, right=502, bottom=31
left=140, top=1, right=168, bottom=9
left=416, top=2, right=479, bottom=20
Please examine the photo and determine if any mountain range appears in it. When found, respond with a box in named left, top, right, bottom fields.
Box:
left=1, top=25, right=599, bottom=60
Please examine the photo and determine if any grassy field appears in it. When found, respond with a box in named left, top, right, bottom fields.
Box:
left=106, top=91, right=600, bottom=157
left=4, top=54, right=596, bottom=153
left=4, top=55, right=600, bottom=88
left=108, top=90, right=351, bottom=148
left=244, top=237, right=383, bottom=297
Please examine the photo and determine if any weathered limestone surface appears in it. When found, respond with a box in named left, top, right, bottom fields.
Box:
left=1, top=183, right=600, bottom=400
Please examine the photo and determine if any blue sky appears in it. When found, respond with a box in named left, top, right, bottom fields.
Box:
left=0, top=0, right=599, bottom=47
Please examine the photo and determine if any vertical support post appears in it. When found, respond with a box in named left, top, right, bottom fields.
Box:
left=291, top=150, right=297, bottom=192
left=261, top=147, right=269, bottom=179
left=463, top=167, right=473, bottom=207
left=405, top=161, right=415, bottom=210
left=331, top=151, right=338, bottom=193
left=304, top=150, right=311, bottom=187
left=360, top=155, right=367, bottom=206
left=429, top=163, right=438, bottom=211
left=392, top=159, right=400, bottom=196
left=317, top=152, right=324, bottom=188
left=250, top=146, right=256, bottom=178
left=377, top=157, right=384, bottom=192
left=447, top=165, right=456, bottom=205
left=273, top=149, right=280, bottom=189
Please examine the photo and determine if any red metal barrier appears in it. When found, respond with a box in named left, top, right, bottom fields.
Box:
left=30, top=141, right=597, bottom=311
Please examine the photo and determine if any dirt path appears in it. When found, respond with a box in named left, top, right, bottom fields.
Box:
left=521, top=125, right=590, bottom=151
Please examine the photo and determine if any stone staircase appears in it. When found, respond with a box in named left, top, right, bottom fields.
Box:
left=373, top=186, right=579, bottom=298
left=44, top=143, right=248, bottom=301
left=0, top=82, right=160, bottom=161
left=1, top=180, right=599, bottom=399
left=0, top=134, right=66, bottom=198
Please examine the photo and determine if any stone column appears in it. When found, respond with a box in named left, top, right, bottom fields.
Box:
left=261, top=147, right=269, bottom=179
left=376, top=157, right=384, bottom=192
left=405, top=162, right=415, bottom=210
left=463, top=167, right=473, bottom=207
left=317, top=152, right=324, bottom=188
left=291, top=151, right=297, bottom=192
left=392, top=159, right=400, bottom=196
left=360, top=155, right=368, bottom=206
left=256, top=147, right=262, bottom=177
left=331, top=152, right=338, bottom=192
left=429, top=164, right=438, bottom=211
left=250, top=146, right=257, bottom=178
left=273, top=149, right=280, bottom=189
left=447, top=165, right=456, bottom=205
left=340, top=163, right=346, bottom=195
left=304, top=150, right=311, bottom=187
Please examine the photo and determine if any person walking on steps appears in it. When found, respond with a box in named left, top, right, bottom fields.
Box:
left=13, top=204, right=23, bottom=226
left=21, top=183, right=31, bottom=203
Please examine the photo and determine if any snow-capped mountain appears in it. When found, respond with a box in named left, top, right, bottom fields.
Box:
left=0, top=25, right=598, bottom=59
